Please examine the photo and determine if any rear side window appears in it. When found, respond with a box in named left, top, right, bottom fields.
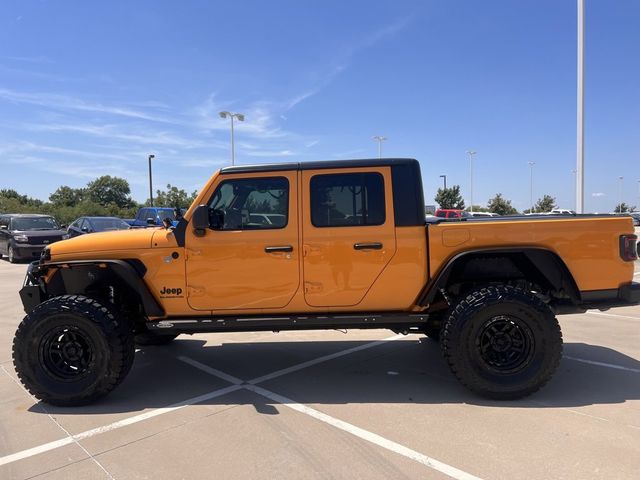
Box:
left=435, top=211, right=447, bottom=218
left=310, top=172, right=385, bottom=227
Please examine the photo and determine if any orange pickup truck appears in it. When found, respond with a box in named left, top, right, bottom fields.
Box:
left=13, top=158, right=639, bottom=405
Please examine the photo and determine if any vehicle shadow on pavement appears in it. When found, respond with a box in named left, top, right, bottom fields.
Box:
left=28, top=337, right=640, bottom=415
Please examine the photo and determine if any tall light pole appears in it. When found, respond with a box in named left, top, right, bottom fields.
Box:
left=219, top=111, right=245, bottom=166
left=528, top=161, right=536, bottom=213
left=148, top=154, right=155, bottom=206
left=618, top=176, right=624, bottom=213
left=466, top=150, right=476, bottom=212
left=637, top=179, right=640, bottom=212
left=372, top=136, right=387, bottom=159
left=572, top=170, right=577, bottom=211
left=439, top=175, right=447, bottom=190
left=576, top=0, right=585, bottom=213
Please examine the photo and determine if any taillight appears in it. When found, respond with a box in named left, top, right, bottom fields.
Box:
left=619, top=234, right=638, bottom=261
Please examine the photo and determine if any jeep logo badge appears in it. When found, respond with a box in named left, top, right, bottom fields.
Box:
left=160, top=286, right=183, bottom=298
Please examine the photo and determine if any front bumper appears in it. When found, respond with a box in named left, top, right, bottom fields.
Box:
left=19, top=261, right=45, bottom=313
left=12, top=243, right=47, bottom=261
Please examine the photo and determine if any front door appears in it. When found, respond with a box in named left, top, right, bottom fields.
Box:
left=185, top=171, right=299, bottom=311
left=302, top=167, right=397, bottom=307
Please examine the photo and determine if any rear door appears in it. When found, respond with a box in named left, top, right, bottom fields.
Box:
left=302, top=167, right=397, bottom=307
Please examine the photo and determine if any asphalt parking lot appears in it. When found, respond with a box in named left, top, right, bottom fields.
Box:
left=0, top=259, right=639, bottom=480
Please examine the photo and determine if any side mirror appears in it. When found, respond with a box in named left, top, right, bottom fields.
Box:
left=81, top=226, right=88, bottom=232
left=192, top=205, right=209, bottom=236
left=0, top=225, right=7, bottom=230
left=146, top=217, right=156, bottom=225
left=60, top=224, right=67, bottom=229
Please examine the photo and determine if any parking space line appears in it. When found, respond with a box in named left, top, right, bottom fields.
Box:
left=178, top=357, right=483, bottom=480
left=0, top=383, right=242, bottom=467
left=586, top=310, right=640, bottom=320
left=248, top=334, right=403, bottom=384
left=0, top=335, right=401, bottom=467
left=563, top=355, right=640, bottom=373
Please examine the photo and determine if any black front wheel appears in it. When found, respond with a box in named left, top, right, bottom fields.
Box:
left=441, top=285, right=562, bottom=400
left=13, top=295, right=134, bottom=406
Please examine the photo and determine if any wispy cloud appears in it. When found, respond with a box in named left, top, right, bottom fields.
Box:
left=0, top=88, right=175, bottom=123
left=592, top=192, right=606, bottom=197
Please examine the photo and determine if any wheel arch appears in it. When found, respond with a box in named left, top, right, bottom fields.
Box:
left=42, top=259, right=164, bottom=317
left=418, top=247, right=581, bottom=307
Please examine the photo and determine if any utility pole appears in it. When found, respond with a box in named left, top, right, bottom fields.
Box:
left=372, top=136, right=387, bottom=159
left=148, top=154, right=155, bottom=206
left=528, top=161, right=536, bottom=213
left=618, top=176, right=624, bottom=213
left=439, top=175, right=447, bottom=190
left=466, top=150, right=476, bottom=212
left=576, top=0, right=585, bottom=213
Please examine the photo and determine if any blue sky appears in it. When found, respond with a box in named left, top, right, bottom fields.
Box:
left=1, top=0, right=638, bottom=212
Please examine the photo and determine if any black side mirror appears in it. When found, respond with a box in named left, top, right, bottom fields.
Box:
left=146, top=217, right=156, bottom=225
left=81, top=227, right=88, bottom=232
left=0, top=225, right=7, bottom=230
left=192, top=205, right=209, bottom=236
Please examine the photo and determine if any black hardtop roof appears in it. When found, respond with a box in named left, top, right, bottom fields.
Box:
left=220, top=158, right=419, bottom=175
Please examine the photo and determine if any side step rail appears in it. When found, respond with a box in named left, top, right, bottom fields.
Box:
left=147, top=312, right=430, bottom=334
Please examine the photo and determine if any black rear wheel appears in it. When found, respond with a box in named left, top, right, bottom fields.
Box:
left=13, top=295, right=134, bottom=406
left=441, top=285, right=562, bottom=400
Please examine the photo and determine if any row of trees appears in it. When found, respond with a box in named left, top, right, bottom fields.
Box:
left=434, top=185, right=636, bottom=215
left=0, top=176, right=198, bottom=225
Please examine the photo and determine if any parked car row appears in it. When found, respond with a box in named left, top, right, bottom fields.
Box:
left=0, top=206, right=182, bottom=262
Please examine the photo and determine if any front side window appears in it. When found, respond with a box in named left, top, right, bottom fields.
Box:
left=208, top=177, right=289, bottom=230
left=310, top=172, right=385, bottom=227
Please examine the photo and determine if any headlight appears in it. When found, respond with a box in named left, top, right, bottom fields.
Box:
left=14, top=234, right=29, bottom=243
left=61, top=234, right=70, bottom=240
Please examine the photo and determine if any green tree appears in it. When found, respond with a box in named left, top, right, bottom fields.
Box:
left=524, top=194, right=556, bottom=214
left=487, top=193, right=518, bottom=215
left=149, top=184, right=198, bottom=208
left=86, top=176, right=134, bottom=208
left=49, top=186, right=85, bottom=207
left=434, top=185, right=465, bottom=210
left=613, top=202, right=636, bottom=213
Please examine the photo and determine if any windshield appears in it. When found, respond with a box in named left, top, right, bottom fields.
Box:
left=91, top=218, right=130, bottom=231
left=11, top=216, right=60, bottom=231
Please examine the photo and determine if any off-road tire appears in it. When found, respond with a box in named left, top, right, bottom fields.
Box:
left=441, top=285, right=562, bottom=400
left=12, top=295, right=135, bottom=406
left=135, top=332, right=178, bottom=346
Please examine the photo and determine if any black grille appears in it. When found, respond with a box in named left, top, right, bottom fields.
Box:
left=26, top=235, right=63, bottom=245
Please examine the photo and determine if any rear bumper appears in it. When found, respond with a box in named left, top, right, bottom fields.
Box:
left=578, top=282, right=640, bottom=311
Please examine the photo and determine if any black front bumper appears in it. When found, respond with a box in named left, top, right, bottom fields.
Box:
left=19, top=261, right=45, bottom=314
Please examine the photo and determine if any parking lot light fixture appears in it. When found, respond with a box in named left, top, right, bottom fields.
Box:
left=219, top=111, right=245, bottom=166
left=372, top=136, right=387, bottom=159
left=148, top=154, right=155, bottom=207
left=466, top=150, right=476, bottom=212
left=439, top=175, right=447, bottom=190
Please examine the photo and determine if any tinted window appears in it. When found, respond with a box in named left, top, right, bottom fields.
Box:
left=92, top=218, right=130, bottom=231
left=310, top=172, right=385, bottom=227
left=136, top=209, right=146, bottom=221
left=208, top=177, right=288, bottom=230
left=11, top=216, right=59, bottom=231
left=435, top=211, right=447, bottom=218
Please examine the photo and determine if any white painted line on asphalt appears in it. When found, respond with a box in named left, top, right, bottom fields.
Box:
left=0, top=383, right=242, bottom=467
left=180, top=355, right=483, bottom=480
left=248, top=334, right=403, bottom=384
left=586, top=310, right=640, bottom=320
left=0, top=335, right=401, bottom=467
left=563, top=356, right=640, bottom=373
left=178, top=356, right=244, bottom=385
left=245, top=384, right=484, bottom=480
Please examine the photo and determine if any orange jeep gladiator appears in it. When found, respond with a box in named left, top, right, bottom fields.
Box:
left=12, top=159, right=640, bottom=405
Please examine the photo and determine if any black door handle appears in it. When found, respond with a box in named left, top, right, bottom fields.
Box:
left=265, top=245, right=294, bottom=253
left=353, top=242, right=383, bottom=250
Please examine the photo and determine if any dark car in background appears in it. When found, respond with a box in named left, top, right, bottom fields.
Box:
left=127, top=207, right=183, bottom=227
left=630, top=212, right=640, bottom=227
left=67, top=216, right=130, bottom=238
left=0, top=214, right=68, bottom=263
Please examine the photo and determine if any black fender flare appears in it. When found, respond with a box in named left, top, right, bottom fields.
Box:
left=417, top=247, right=581, bottom=306
left=40, top=259, right=164, bottom=317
